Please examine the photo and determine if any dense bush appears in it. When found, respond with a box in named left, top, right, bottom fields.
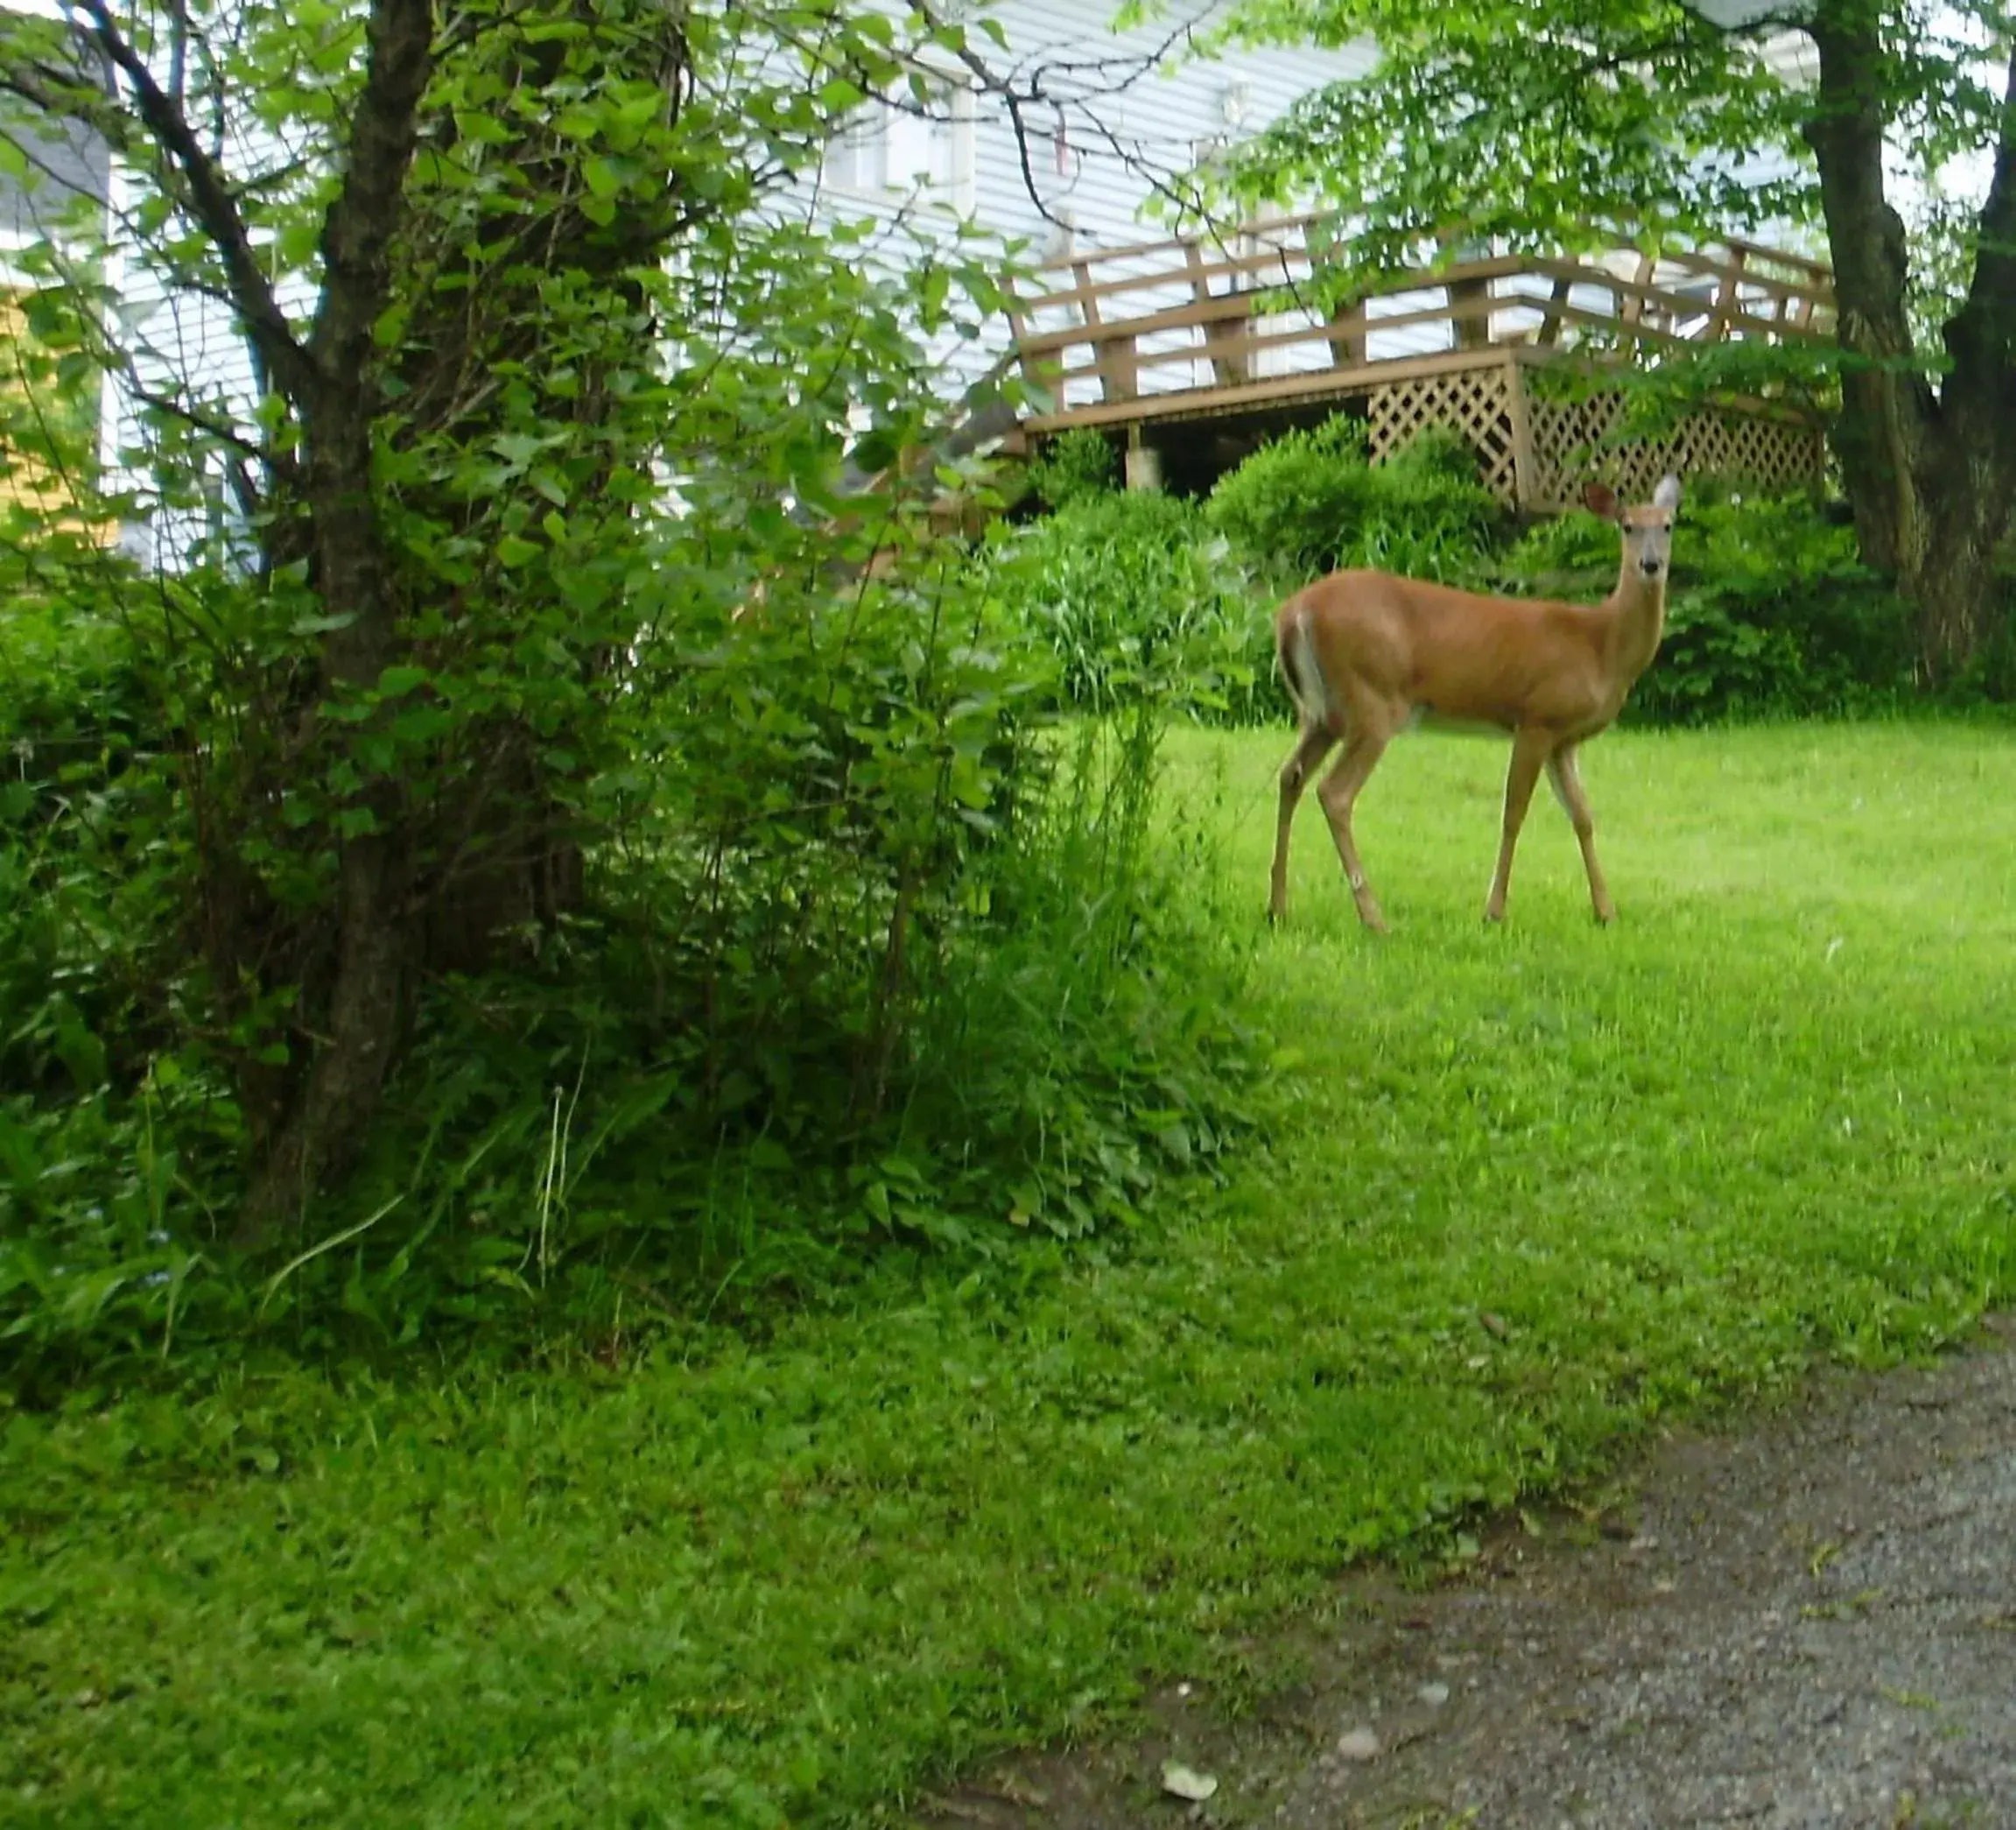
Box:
left=1205, top=417, right=1504, bottom=587
left=979, top=489, right=1272, bottom=723
left=0, top=531, right=1261, bottom=1390
left=1025, top=426, right=1120, bottom=510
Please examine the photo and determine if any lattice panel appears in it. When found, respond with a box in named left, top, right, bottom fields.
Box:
left=1367, top=368, right=1520, bottom=504
left=1527, top=392, right=1822, bottom=510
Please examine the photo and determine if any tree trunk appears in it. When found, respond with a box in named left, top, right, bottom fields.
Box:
left=383, top=0, right=688, bottom=976
left=237, top=839, right=406, bottom=1242
left=1906, top=517, right=1998, bottom=683
left=1805, top=1, right=2016, bottom=680
left=1804, top=0, right=1935, bottom=582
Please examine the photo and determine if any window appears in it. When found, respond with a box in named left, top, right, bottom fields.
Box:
left=823, top=74, right=976, bottom=215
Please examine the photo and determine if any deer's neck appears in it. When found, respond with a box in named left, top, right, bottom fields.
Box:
left=1600, top=562, right=1668, bottom=687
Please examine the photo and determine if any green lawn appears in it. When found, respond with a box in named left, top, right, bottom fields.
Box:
left=7, top=722, right=2015, bottom=1828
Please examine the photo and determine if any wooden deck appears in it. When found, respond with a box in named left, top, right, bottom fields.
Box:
left=1005, top=220, right=1835, bottom=509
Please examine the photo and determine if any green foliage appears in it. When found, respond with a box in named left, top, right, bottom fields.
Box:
left=1191, top=0, right=2001, bottom=285
left=0, top=540, right=1261, bottom=1387
left=8, top=723, right=2015, bottom=1827
left=980, top=490, right=1269, bottom=722
left=1025, top=426, right=1120, bottom=510
left=1204, top=415, right=1503, bottom=587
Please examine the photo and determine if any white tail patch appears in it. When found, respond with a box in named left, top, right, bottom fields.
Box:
left=1284, top=604, right=1334, bottom=730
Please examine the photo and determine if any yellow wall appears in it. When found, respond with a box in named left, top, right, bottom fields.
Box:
left=0, top=292, right=113, bottom=542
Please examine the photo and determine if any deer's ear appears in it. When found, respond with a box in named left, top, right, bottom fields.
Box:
left=1583, top=482, right=1619, bottom=521
left=1652, top=473, right=1682, bottom=512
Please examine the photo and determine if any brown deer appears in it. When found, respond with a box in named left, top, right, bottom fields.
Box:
left=1268, top=473, right=1681, bottom=931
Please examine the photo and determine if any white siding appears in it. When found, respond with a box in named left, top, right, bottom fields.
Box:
left=800, top=0, right=1412, bottom=405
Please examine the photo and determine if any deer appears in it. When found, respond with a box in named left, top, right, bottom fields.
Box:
left=1268, top=473, right=1681, bottom=933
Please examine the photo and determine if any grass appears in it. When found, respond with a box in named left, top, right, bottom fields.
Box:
left=6, top=721, right=2016, bottom=1828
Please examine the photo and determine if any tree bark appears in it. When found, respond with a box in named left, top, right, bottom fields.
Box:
left=1803, top=0, right=1935, bottom=581
left=1805, top=1, right=2016, bottom=681
left=235, top=0, right=436, bottom=1241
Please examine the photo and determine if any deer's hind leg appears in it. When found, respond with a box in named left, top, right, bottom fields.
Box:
left=1269, top=721, right=1338, bottom=923
left=1316, top=697, right=1403, bottom=933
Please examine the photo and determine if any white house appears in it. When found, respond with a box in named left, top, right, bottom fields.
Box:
left=805, top=0, right=1388, bottom=402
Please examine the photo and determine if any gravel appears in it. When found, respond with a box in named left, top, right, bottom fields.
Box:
left=923, top=1318, right=2016, bottom=1830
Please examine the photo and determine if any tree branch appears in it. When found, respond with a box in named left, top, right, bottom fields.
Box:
left=70, top=0, right=318, bottom=404
left=1941, top=37, right=2016, bottom=402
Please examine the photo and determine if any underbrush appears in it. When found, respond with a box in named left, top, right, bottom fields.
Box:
left=0, top=551, right=1260, bottom=1395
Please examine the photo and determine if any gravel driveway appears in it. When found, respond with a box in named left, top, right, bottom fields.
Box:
left=925, top=1318, right=2016, bottom=1830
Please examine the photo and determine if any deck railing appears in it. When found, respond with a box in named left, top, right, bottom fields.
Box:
left=1004, top=217, right=1835, bottom=433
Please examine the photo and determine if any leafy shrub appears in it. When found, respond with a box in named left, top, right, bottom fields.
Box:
left=1025, top=427, right=1120, bottom=510
left=0, top=535, right=1261, bottom=1390
left=980, top=490, right=1272, bottom=722
left=1205, top=415, right=1503, bottom=587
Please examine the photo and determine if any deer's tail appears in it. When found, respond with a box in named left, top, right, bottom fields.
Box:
left=1275, top=599, right=1332, bottom=730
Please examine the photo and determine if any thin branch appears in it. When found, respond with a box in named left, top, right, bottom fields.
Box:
left=70, top=0, right=316, bottom=402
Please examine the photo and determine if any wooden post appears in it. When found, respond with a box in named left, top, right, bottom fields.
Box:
left=1005, top=301, right=1063, bottom=405
left=1325, top=291, right=1367, bottom=368
left=1533, top=274, right=1573, bottom=348
left=1186, top=242, right=1247, bottom=385
left=1503, top=350, right=1539, bottom=512
left=1441, top=234, right=1494, bottom=350
left=1073, top=259, right=1135, bottom=402
left=1124, top=424, right=1162, bottom=492
left=1706, top=245, right=1746, bottom=341
left=1617, top=250, right=1657, bottom=329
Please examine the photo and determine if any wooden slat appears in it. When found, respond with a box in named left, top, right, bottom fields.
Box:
left=1014, top=255, right=1535, bottom=358
left=1721, top=234, right=1832, bottom=277
left=1501, top=349, right=1538, bottom=510
left=1013, top=248, right=1532, bottom=326
left=1023, top=346, right=1521, bottom=434
left=1027, top=209, right=1327, bottom=273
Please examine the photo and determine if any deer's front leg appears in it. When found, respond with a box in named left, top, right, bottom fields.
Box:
left=1547, top=743, right=1616, bottom=924
left=1485, top=728, right=1554, bottom=923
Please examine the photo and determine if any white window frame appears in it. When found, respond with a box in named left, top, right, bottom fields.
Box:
left=822, top=66, right=978, bottom=218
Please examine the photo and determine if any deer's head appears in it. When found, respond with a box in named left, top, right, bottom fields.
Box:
left=1584, top=475, right=1681, bottom=583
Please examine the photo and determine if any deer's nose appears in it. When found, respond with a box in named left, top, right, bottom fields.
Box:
left=1640, top=556, right=1664, bottom=577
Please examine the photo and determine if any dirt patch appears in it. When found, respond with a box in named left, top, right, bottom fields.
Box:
left=923, top=1318, right=2016, bottom=1830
